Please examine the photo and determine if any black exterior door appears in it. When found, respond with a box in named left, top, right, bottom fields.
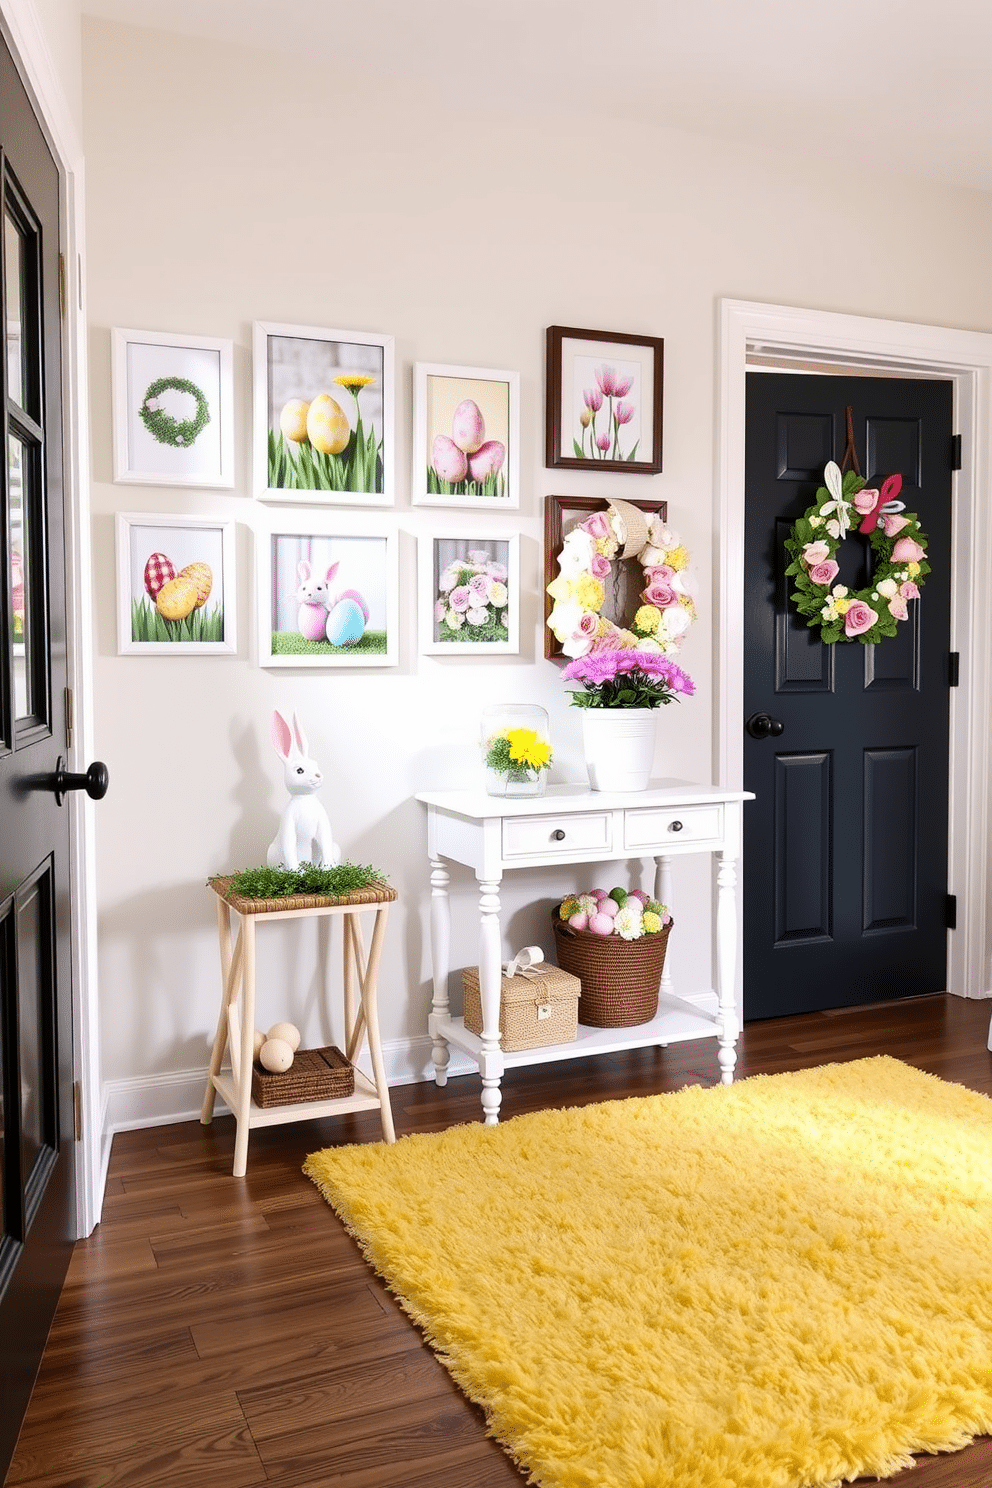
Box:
left=1, top=33, right=76, bottom=1477
left=743, top=372, right=953, bottom=1021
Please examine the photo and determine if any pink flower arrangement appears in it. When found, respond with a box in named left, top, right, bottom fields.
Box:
left=844, top=600, right=877, bottom=637
left=562, top=648, right=695, bottom=709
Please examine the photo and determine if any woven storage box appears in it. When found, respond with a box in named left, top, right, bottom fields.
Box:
left=552, top=915, right=673, bottom=1028
left=462, top=962, right=580, bottom=1051
left=251, top=1045, right=353, bottom=1107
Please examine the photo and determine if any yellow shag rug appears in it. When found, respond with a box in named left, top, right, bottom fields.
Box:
left=304, top=1057, right=992, bottom=1488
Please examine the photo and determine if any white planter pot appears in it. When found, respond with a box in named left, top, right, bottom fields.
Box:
left=581, top=708, right=657, bottom=792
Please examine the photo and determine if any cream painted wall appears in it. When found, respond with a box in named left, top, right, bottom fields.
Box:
left=81, top=17, right=992, bottom=1122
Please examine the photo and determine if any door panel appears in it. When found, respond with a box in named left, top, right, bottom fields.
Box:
left=743, top=373, right=953, bottom=1020
left=1, top=33, right=75, bottom=1480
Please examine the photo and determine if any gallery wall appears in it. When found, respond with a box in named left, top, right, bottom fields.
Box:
left=80, top=16, right=992, bottom=1126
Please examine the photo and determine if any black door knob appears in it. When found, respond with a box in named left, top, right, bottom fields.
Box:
left=52, top=756, right=110, bottom=806
left=745, top=712, right=785, bottom=741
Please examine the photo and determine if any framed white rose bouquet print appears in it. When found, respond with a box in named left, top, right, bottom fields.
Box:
left=253, top=321, right=394, bottom=505
left=418, top=533, right=520, bottom=655
left=412, top=363, right=520, bottom=508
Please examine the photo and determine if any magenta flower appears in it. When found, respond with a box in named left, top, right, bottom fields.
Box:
left=583, top=386, right=604, bottom=411
left=562, top=647, right=695, bottom=708
left=808, top=559, right=840, bottom=586
left=595, top=432, right=611, bottom=453
left=900, top=580, right=921, bottom=599
left=642, top=580, right=678, bottom=608
left=614, top=400, right=635, bottom=426
left=590, top=553, right=611, bottom=579
left=448, top=585, right=472, bottom=613
left=595, top=364, right=619, bottom=397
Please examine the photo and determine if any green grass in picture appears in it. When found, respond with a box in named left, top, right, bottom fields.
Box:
left=131, top=599, right=224, bottom=644
left=271, top=630, right=388, bottom=657
left=268, top=426, right=383, bottom=494
left=426, top=467, right=507, bottom=500
left=437, top=617, right=508, bottom=644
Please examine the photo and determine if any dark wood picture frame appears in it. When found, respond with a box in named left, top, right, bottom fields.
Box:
left=544, top=495, right=668, bottom=659
left=545, top=325, right=664, bottom=473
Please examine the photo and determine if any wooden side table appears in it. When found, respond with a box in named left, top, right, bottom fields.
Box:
left=200, top=877, right=397, bottom=1176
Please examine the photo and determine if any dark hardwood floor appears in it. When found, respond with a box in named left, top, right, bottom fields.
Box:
left=7, top=993, right=992, bottom=1487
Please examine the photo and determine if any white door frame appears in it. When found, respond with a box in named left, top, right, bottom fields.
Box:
left=2, top=0, right=103, bottom=1234
left=718, top=299, right=992, bottom=1011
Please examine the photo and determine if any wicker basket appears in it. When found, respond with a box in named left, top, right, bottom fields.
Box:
left=462, top=962, right=580, bottom=1051
left=552, top=915, right=673, bottom=1028
left=251, top=1045, right=354, bottom=1108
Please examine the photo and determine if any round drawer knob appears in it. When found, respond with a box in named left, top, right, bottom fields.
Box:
left=551, top=828, right=566, bottom=841
left=668, top=820, right=684, bottom=832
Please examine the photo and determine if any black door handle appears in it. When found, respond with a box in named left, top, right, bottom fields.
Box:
left=51, top=756, right=109, bottom=806
left=745, top=712, right=785, bottom=741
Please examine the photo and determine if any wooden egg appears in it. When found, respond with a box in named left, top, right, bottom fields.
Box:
left=267, top=1021, right=300, bottom=1052
left=259, top=1037, right=294, bottom=1073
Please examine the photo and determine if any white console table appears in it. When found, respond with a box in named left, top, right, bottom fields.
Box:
left=417, top=780, right=754, bottom=1125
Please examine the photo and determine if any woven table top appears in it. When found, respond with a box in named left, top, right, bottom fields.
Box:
left=209, top=875, right=397, bottom=915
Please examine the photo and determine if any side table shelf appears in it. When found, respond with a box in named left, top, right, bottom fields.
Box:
left=200, top=877, right=397, bottom=1175
left=417, top=780, right=754, bottom=1125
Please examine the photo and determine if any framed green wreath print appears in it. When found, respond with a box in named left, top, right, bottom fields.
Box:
left=111, top=327, right=235, bottom=488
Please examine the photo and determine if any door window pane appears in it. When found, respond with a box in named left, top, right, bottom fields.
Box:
left=3, top=209, right=25, bottom=411
left=8, top=436, right=33, bottom=721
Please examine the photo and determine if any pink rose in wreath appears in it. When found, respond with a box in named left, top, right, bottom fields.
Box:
left=582, top=511, right=613, bottom=541
left=853, top=487, right=880, bottom=515
left=880, top=513, right=910, bottom=537
left=900, top=580, right=921, bottom=600
left=887, top=595, right=909, bottom=621
left=844, top=600, right=877, bottom=637
left=802, top=540, right=831, bottom=566
left=808, top=559, right=840, bottom=586
left=642, top=580, right=678, bottom=609
left=891, top=536, right=926, bottom=563
left=590, top=553, right=612, bottom=579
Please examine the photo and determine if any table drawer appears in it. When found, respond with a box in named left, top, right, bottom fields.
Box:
left=624, top=803, right=724, bottom=851
left=503, top=811, right=613, bottom=859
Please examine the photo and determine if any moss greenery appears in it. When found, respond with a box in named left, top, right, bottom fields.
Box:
left=220, top=862, right=387, bottom=899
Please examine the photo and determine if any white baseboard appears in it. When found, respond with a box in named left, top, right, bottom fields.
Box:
left=102, top=991, right=723, bottom=1134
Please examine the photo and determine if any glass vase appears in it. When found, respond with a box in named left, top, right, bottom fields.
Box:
left=481, top=704, right=552, bottom=798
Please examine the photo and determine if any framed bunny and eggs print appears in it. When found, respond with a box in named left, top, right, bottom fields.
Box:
left=255, top=516, right=399, bottom=668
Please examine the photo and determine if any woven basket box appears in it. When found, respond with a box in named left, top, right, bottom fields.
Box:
left=251, top=1045, right=354, bottom=1108
left=462, top=962, right=580, bottom=1051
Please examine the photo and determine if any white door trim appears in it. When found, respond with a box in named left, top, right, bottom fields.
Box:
left=718, top=298, right=992, bottom=1009
left=1, top=0, right=104, bottom=1234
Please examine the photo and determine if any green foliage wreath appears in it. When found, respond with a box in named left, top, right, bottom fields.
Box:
left=139, top=376, right=210, bottom=448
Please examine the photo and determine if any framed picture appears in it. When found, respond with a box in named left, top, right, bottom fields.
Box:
left=545, top=325, right=664, bottom=474
left=253, top=321, right=394, bottom=505
left=115, top=512, right=236, bottom=654
left=257, top=518, right=398, bottom=668
left=418, top=533, right=520, bottom=655
left=412, top=363, right=520, bottom=508
left=543, top=495, right=667, bottom=659
left=111, top=328, right=234, bottom=487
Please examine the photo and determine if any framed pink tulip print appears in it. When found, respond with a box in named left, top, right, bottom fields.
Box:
left=546, top=326, right=664, bottom=474
left=412, top=362, right=520, bottom=508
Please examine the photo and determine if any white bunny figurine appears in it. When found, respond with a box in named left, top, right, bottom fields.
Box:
left=265, top=710, right=341, bottom=870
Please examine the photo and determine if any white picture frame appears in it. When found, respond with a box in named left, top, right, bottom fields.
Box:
left=256, top=515, right=399, bottom=668
left=115, top=512, right=236, bottom=655
left=111, top=328, right=234, bottom=488
left=253, top=320, right=395, bottom=506
left=418, top=532, right=520, bottom=655
left=412, top=362, right=520, bottom=508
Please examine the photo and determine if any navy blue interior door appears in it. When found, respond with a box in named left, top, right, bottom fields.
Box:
left=743, top=373, right=953, bottom=1021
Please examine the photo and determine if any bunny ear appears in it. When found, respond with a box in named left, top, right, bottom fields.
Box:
left=292, top=712, right=309, bottom=757
left=297, top=560, right=311, bottom=581
left=325, top=562, right=339, bottom=584
left=823, top=462, right=843, bottom=502
left=270, top=710, right=293, bottom=760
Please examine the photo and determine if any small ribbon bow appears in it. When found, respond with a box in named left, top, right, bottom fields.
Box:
left=855, top=473, right=905, bottom=535
left=504, top=946, right=546, bottom=979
